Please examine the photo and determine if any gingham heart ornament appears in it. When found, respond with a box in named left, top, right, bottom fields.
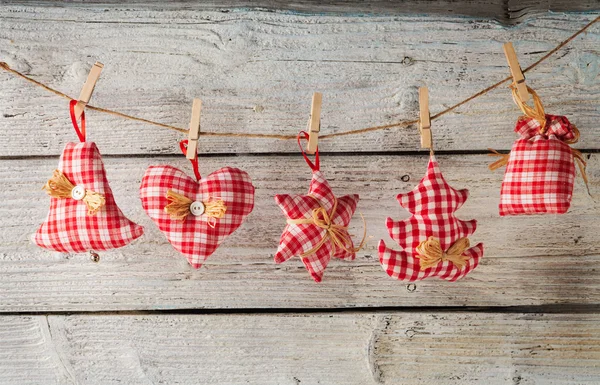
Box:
left=140, top=142, right=255, bottom=268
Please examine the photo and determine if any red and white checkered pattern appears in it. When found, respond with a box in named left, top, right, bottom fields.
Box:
left=378, top=155, right=483, bottom=281
left=275, top=171, right=359, bottom=282
left=34, top=142, right=144, bottom=252
left=499, top=114, right=576, bottom=216
left=140, top=165, right=255, bottom=268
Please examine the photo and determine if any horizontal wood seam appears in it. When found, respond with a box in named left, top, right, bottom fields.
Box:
left=0, top=149, right=597, bottom=161
left=2, top=304, right=600, bottom=316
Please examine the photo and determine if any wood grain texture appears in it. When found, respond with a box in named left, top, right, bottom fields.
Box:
left=0, top=153, right=597, bottom=311
left=0, top=7, right=599, bottom=155
left=1, top=5, right=600, bottom=381
left=2, top=0, right=598, bottom=24
left=2, top=312, right=600, bottom=384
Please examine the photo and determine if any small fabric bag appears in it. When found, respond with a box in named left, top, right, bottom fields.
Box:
left=491, top=87, right=586, bottom=216
left=498, top=114, right=577, bottom=215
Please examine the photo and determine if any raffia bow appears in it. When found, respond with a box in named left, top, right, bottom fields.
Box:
left=164, top=190, right=226, bottom=227
left=42, top=169, right=105, bottom=215
left=286, top=195, right=366, bottom=259
left=415, top=236, right=471, bottom=271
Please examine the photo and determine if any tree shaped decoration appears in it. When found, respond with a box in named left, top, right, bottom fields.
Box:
left=378, top=155, right=484, bottom=281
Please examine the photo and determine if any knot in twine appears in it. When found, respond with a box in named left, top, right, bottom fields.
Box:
left=415, top=236, right=471, bottom=271
left=164, top=190, right=226, bottom=227
left=286, top=195, right=366, bottom=259
left=42, top=169, right=105, bottom=215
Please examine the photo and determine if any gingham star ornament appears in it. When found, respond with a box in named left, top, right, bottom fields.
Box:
left=378, top=155, right=484, bottom=281
left=274, top=132, right=363, bottom=282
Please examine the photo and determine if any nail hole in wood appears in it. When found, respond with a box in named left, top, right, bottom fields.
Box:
left=401, top=174, right=410, bottom=182
left=401, top=57, right=414, bottom=66
left=406, top=283, right=417, bottom=292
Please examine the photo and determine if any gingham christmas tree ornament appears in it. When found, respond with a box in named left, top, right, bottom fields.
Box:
left=140, top=140, right=255, bottom=268
left=378, top=154, right=484, bottom=281
left=274, top=132, right=366, bottom=282
left=34, top=100, right=144, bottom=252
left=490, top=87, right=587, bottom=216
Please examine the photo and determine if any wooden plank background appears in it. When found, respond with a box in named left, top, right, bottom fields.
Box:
left=0, top=2, right=599, bottom=384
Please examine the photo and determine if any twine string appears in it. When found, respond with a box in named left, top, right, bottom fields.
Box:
left=0, top=16, right=597, bottom=141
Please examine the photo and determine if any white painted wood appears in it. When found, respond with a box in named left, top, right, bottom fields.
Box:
left=0, top=7, right=598, bottom=155
left=2, top=313, right=600, bottom=384
left=0, top=4, right=599, bottom=381
left=0, top=153, right=597, bottom=311
left=4, top=0, right=596, bottom=24
left=375, top=312, right=600, bottom=384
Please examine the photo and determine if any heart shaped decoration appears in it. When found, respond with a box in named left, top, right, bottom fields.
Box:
left=140, top=165, right=255, bottom=268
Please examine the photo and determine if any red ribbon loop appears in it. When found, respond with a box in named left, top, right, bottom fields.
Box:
left=297, top=131, right=320, bottom=171
left=179, top=140, right=201, bottom=181
left=69, top=99, right=86, bottom=142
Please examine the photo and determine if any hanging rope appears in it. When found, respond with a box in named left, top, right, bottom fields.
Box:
left=0, top=16, right=598, bottom=140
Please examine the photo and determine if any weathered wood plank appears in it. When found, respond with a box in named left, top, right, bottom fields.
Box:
left=0, top=153, right=597, bottom=311
left=2, top=313, right=600, bottom=384
left=375, top=312, right=600, bottom=384
left=1, top=8, right=598, bottom=155
left=3, top=0, right=599, bottom=24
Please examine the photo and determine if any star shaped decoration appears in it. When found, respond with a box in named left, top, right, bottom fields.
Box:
left=274, top=171, right=360, bottom=282
left=378, top=155, right=484, bottom=281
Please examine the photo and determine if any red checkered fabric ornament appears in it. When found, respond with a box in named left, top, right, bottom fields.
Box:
left=491, top=87, right=586, bottom=216
left=140, top=140, right=255, bottom=268
left=34, top=100, right=144, bottom=252
left=274, top=132, right=366, bottom=282
left=498, top=114, right=577, bottom=215
left=378, top=154, right=484, bottom=281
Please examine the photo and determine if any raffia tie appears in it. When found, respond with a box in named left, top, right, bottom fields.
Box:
left=164, top=190, right=226, bottom=227
left=564, top=125, right=589, bottom=190
left=488, top=85, right=547, bottom=171
left=415, top=236, right=471, bottom=271
left=510, top=85, right=547, bottom=132
left=286, top=195, right=366, bottom=259
left=42, top=169, right=105, bottom=215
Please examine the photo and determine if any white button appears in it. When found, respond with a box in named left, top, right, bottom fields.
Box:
left=190, top=201, right=205, bottom=216
left=71, top=186, right=86, bottom=201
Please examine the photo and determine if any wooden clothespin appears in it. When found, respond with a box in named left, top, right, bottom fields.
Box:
left=503, top=42, right=530, bottom=102
left=306, top=92, right=322, bottom=155
left=186, top=98, right=202, bottom=160
left=418, top=87, right=432, bottom=149
left=73, top=62, right=104, bottom=120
